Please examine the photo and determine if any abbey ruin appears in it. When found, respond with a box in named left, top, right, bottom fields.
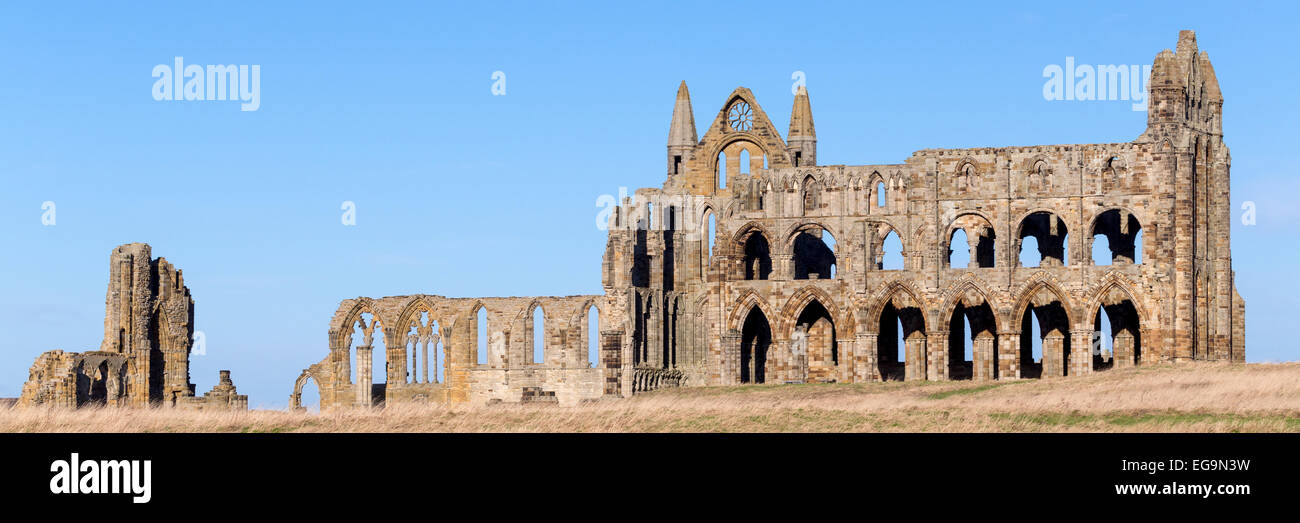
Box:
left=18, top=243, right=247, bottom=409
left=293, top=31, right=1244, bottom=410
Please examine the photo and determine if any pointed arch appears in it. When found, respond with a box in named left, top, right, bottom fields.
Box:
left=727, top=289, right=777, bottom=332
left=1009, top=274, right=1076, bottom=333
left=779, top=285, right=850, bottom=338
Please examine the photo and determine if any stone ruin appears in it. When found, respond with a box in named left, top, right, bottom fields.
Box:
left=16, top=243, right=246, bottom=410
left=295, top=31, right=1245, bottom=411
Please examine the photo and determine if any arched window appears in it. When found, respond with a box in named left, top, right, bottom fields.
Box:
left=532, top=306, right=545, bottom=365
left=717, top=152, right=728, bottom=189
left=587, top=306, right=600, bottom=368
left=793, top=227, right=836, bottom=279
left=1090, top=209, right=1143, bottom=265
left=742, top=232, right=772, bottom=280
left=877, top=182, right=887, bottom=208
left=1017, top=212, right=1069, bottom=267
left=739, top=149, right=750, bottom=175
left=475, top=307, right=488, bottom=365
left=949, top=229, right=970, bottom=269
left=880, top=230, right=904, bottom=270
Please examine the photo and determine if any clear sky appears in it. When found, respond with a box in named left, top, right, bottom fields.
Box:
left=1, top=1, right=1295, bottom=408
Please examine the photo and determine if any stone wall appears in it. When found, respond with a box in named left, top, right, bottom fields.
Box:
left=17, top=243, right=247, bottom=410
left=298, top=30, right=1245, bottom=410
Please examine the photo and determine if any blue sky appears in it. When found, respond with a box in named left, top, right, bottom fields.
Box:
left=1, top=1, right=1296, bottom=407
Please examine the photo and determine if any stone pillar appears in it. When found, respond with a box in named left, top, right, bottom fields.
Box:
left=837, top=337, right=855, bottom=383
left=855, top=333, right=878, bottom=382
left=775, top=254, right=795, bottom=280
left=648, top=301, right=662, bottom=368
left=905, top=332, right=927, bottom=381
left=927, top=331, right=948, bottom=381
left=998, top=331, right=1020, bottom=379
left=1113, top=331, right=1135, bottom=368
left=599, top=330, right=623, bottom=396
left=972, top=332, right=996, bottom=381
left=1041, top=333, right=1064, bottom=378
left=355, top=345, right=373, bottom=406
left=1070, top=330, right=1093, bottom=376
left=421, top=338, right=431, bottom=385
left=721, top=331, right=742, bottom=384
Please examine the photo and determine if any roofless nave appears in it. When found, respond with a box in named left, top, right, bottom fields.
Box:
left=290, top=30, right=1244, bottom=410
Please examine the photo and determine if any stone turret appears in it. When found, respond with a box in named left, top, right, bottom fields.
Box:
left=787, top=85, right=816, bottom=167
left=667, top=80, right=697, bottom=177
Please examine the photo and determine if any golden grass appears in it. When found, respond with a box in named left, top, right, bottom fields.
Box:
left=4, top=362, right=1299, bottom=432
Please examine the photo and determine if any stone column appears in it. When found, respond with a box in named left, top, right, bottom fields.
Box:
left=1114, top=331, right=1135, bottom=368
left=774, top=254, right=795, bottom=280
left=721, top=331, right=742, bottom=384
left=972, top=332, right=996, bottom=381
left=998, top=331, right=1020, bottom=379
left=927, top=331, right=948, bottom=381
left=355, top=345, right=373, bottom=406
left=905, top=332, right=927, bottom=381
left=1070, top=329, right=1093, bottom=376
left=599, top=330, right=623, bottom=396
left=837, top=338, right=855, bottom=383
left=855, top=333, right=878, bottom=382
left=1041, top=333, right=1064, bottom=378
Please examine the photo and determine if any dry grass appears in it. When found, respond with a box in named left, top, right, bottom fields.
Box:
left=4, top=362, right=1299, bottom=432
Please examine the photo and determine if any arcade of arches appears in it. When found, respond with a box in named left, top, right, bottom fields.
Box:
left=294, top=32, right=1244, bottom=411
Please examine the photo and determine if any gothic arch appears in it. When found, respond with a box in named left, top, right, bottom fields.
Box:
left=1009, top=274, right=1076, bottom=332
left=779, top=286, right=850, bottom=339
left=290, top=369, right=316, bottom=410
left=1083, top=272, right=1149, bottom=327
left=936, top=275, right=1002, bottom=327
left=864, top=279, right=928, bottom=332
left=333, top=297, right=385, bottom=350
left=726, top=290, right=777, bottom=332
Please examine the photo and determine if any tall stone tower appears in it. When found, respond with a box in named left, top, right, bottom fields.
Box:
left=19, top=243, right=243, bottom=409
left=667, top=80, right=698, bottom=178
left=787, top=85, right=816, bottom=167
left=1137, top=30, right=1243, bottom=361
left=99, top=243, right=196, bottom=405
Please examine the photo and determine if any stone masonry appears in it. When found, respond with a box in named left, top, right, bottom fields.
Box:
left=298, top=31, right=1243, bottom=410
left=17, top=243, right=247, bottom=409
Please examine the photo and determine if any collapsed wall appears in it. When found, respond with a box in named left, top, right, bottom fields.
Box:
left=16, top=243, right=247, bottom=409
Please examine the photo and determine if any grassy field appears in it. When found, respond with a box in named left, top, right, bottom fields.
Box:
left=3, top=362, right=1299, bottom=432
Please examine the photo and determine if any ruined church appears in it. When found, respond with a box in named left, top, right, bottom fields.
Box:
left=18, top=243, right=247, bottom=409
left=293, top=31, right=1243, bottom=410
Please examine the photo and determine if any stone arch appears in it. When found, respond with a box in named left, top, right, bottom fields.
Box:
left=1009, top=274, right=1075, bottom=332
left=731, top=222, right=774, bottom=280
left=332, top=297, right=385, bottom=350
left=870, top=220, right=906, bottom=271
left=727, top=289, right=777, bottom=333
left=1010, top=274, right=1075, bottom=379
left=468, top=300, right=490, bottom=366
left=868, top=171, right=887, bottom=212
left=290, top=369, right=316, bottom=410
left=867, top=280, right=929, bottom=381
left=781, top=286, right=847, bottom=382
left=779, top=285, right=850, bottom=339
left=1014, top=209, right=1071, bottom=267
left=937, top=276, right=1001, bottom=380
left=953, top=158, right=979, bottom=191
left=784, top=221, right=838, bottom=280
left=943, top=212, right=997, bottom=268
left=511, top=299, right=550, bottom=365
left=1084, top=273, right=1148, bottom=370
left=936, top=275, right=1002, bottom=326
left=1086, top=207, right=1145, bottom=265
